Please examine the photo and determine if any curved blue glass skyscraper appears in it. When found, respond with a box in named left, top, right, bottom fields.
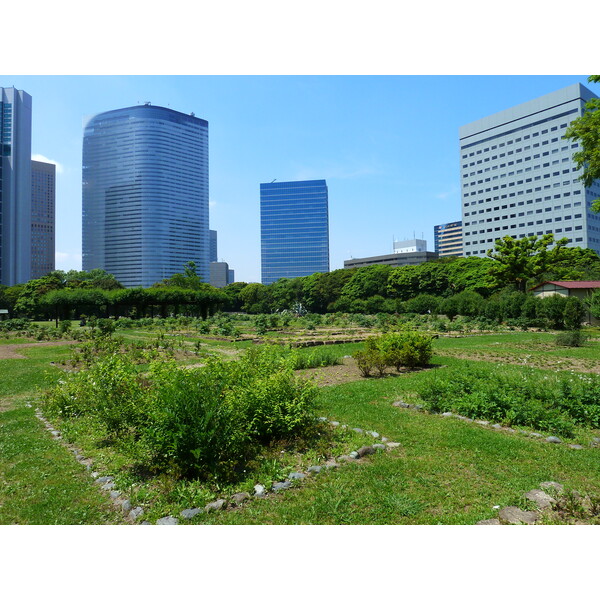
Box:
left=82, top=104, right=209, bottom=287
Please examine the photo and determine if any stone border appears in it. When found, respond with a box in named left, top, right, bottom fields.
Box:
left=30, top=406, right=401, bottom=525
left=392, top=401, right=599, bottom=449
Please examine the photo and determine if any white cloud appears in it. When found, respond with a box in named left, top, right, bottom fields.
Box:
left=55, top=252, right=82, bottom=269
left=32, top=154, right=64, bottom=174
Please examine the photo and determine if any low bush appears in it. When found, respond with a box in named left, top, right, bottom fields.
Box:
left=555, top=330, right=588, bottom=347
left=353, top=331, right=433, bottom=377
left=44, top=345, right=319, bottom=481
left=417, top=364, right=600, bottom=437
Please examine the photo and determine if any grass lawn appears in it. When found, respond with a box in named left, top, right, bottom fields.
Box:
left=1, top=327, right=600, bottom=525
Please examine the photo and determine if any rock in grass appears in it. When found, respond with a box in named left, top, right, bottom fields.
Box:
left=492, top=424, right=502, bottom=430
left=156, top=516, right=179, bottom=525
left=95, top=476, right=113, bottom=485
left=121, top=500, right=132, bottom=513
left=386, top=442, right=401, bottom=449
left=352, top=428, right=364, bottom=434
left=545, top=436, right=562, bottom=444
left=336, top=455, right=354, bottom=463
left=330, top=421, right=340, bottom=426
left=349, top=451, right=359, bottom=459
left=101, top=482, right=115, bottom=491
left=367, top=431, right=380, bottom=438
left=393, top=401, right=411, bottom=408
left=129, top=506, right=144, bottom=520
left=372, top=444, right=386, bottom=451
left=356, top=446, right=376, bottom=458
left=498, top=506, right=539, bottom=525
left=253, top=484, right=266, bottom=497
left=529, top=432, right=543, bottom=438
left=442, top=412, right=453, bottom=417
left=272, top=481, right=292, bottom=492
left=110, top=490, right=121, bottom=499
left=540, top=481, right=564, bottom=493
left=477, top=518, right=501, bottom=525
left=475, top=420, right=489, bottom=426
left=180, top=508, right=202, bottom=519
left=307, top=466, right=322, bottom=474
left=568, top=444, right=584, bottom=450
left=205, top=499, right=227, bottom=512
left=524, top=489, right=556, bottom=510
left=288, top=472, right=305, bottom=481
left=230, top=492, right=251, bottom=505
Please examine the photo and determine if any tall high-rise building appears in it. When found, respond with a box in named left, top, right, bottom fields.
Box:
left=82, top=104, right=209, bottom=287
left=434, top=221, right=463, bottom=257
left=1, top=87, right=32, bottom=286
left=30, top=160, right=55, bottom=279
left=209, top=229, right=218, bottom=263
left=460, top=83, right=600, bottom=258
left=260, top=179, right=329, bottom=284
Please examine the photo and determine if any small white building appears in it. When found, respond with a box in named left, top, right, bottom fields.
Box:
left=393, top=239, right=427, bottom=254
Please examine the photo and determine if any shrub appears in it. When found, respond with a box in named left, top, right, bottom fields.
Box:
left=555, top=330, right=588, bottom=347
left=563, top=297, right=586, bottom=330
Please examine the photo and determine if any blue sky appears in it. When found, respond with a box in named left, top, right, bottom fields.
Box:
left=1, top=75, right=596, bottom=283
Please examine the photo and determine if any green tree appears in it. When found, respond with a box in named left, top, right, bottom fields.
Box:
left=564, top=76, right=600, bottom=208
left=563, top=296, right=586, bottom=330
left=487, top=234, right=569, bottom=293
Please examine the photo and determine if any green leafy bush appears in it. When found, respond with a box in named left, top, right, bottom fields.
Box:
left=555, top=330, right=588, bottom=347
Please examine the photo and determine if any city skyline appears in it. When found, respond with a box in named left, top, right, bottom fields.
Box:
left=0, top=75, right=597, bottom=284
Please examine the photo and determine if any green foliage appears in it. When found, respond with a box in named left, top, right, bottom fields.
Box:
left=418, top=364, right=600, bottom=438
left=539, top=294, right=568, bottom=329
left=564, top=76, right=600, bottom=195
left=353, top=331, right=433, bottom=377
left=487, top=234, right=569, bottom=292
left=404, top=294, right=440, bottom=314
left=44, top=346, right=319, bottom=481
left=555, top=330, right=588, bottom=347
left=563, top=297, right=586, bottom=330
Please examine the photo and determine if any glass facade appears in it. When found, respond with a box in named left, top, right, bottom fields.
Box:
left=260, top=179, right=329, bottom=284
left=0, top=87, right=32, bottom=286
left=30, top=160, right=55, bottom=279
left=82, top=105, right=209, bottom=288
left=434, top=221, right=463, bottom=257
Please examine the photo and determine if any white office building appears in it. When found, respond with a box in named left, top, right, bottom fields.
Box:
left=460, top=83, right=600, bottom=257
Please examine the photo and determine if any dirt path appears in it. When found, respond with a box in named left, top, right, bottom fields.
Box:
left=0, top=340, right=78, bottom=360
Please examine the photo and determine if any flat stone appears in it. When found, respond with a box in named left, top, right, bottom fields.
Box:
left=540, top=481, right=564, bottom=493
left=271, top=481, right=292, bottom=492
left=75, top=454, right=84, bottom=461
left=129, top=507, right=144, bottom=520
left=349, top=451, right=359, bottom=459
left=253, top=484, right=266, bottom=497
left=317, top=417, right=328, bottom=422
left=140, top=521, right=152, bottom=525
left=324, top=460, right=338, bottom=469
left=356, top=446, right=376, bottom=458
left=95, top=476, right=113, bottom=484
left=91, top=472, right=99, bottom=479
left=307, top=466, right=322, bottom=474
left=529, top=432, right=543, bottom=438
left=121, top=500, right=132, bottom=513
left=205, top=499, right=227, bottom=512
left=330, top=421, right=340, bottom=426
left=110, top=490, right=121, bottom=499
left=372, top=444, right=386, bottom=451
left=498, top=506, right=539, bottom=525
left=456, top=415, right=473, bottom=422
left=386, top=442, right=401, bottom=448
left=504, top=428, right=516, bottom=433
left=367, top=431, right=380, bottom=438
left=492, top=424, right=502, bottom=429
left=414, top=405, right=425, bottom=410
left=230, top=492, right=251, bottom=505
left=156, top=516, right=179, bottom=525
left=568, top=444, right=584, bottom=450
left=477, top=518, right=501, bottom=525
left=546, top=436, right=562, bottom=444
left=393, top=401, right=411, bottom=408
left=352, top=428, right=364, bottom=434
left=592, top=437, right=600, bottom=444
left=381, top=437, right=388, bottom=442
left=442, top=412, right=454, bottom=417
left=180, top=508, right=202, bottom=519
left=524, top=489, right=556, bottom=509
left=101, top=482, right=115, bottom=491
left=475, top=420, right=489, bottom=426
left=287, top=472, right=306, bottom=481
left=336, top=455, right=354, bottom=463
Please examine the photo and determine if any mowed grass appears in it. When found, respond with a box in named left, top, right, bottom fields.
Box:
left=2, top=329, right=600, bottom=524
left=0, top=346, right=122, bottom=525
left=201, top=368, right=600, bottom=524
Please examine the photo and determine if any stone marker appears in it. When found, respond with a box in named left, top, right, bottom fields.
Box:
left=540, top=481, right=564, bottom=493
left=498, top=506, right=539, bottom=525
left=205, top=499, right=227, bottom=512
left=546, top=436, right=562, bottom=444
left=180, top=508, right=201, bottom=519
left=356, top=446, right=376, bottom=458
left=524, top=489, right=555, bottom=510
left=253, top=484, right=266, bottom=497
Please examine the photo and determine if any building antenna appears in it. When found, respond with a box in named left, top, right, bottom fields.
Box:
left=271, top=179, right=277, bottom=183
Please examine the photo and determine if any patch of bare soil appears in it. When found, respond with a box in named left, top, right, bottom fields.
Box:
left=0, top=340, right=78, bottom=360
left=436, top=349, right=600, bottom=374
left=296, top=358, right=442, bottom=387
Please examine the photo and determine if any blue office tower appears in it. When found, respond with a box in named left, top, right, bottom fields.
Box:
left=260, top=179, right=329, bottom=285
left=82, top=104, right=209, bottom=287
